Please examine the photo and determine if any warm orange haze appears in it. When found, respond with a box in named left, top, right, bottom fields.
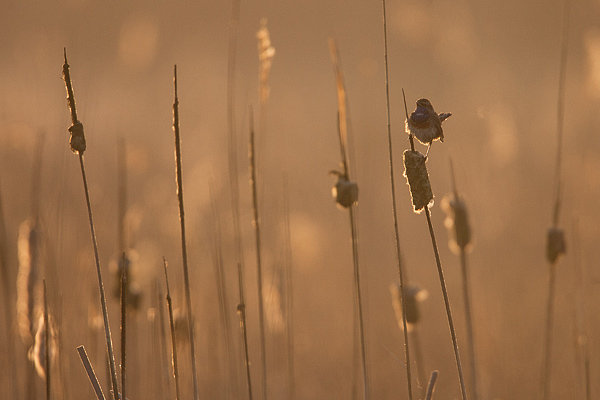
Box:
left=1, top=0, right=599, bottom=399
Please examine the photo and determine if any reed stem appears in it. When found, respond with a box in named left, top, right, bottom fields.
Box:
left=425, top=371, right=439, bottom=400
left=172, top=65, right=200, bottom=400
left=249, top=109, right=268, bottom=400
left=424, top=207, right=467, bottom=400
left=120, top=252, right=127, bottom=400
left=77, top=345, right=107, bottom=400
left=163, top=258, right=181, bottom=400
left=459, top=249, right=478, bottom=400
left=237, top=262, right=254, bottom=400
left=381, top=1, right=413, bottom=398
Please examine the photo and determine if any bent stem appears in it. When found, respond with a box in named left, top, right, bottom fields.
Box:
left=424, top=208, right=467, bottom=400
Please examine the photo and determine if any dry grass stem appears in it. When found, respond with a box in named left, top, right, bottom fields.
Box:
left=62, top=49, right=119, bottom=400
left=171, top=65, right=200, bottom=400
left=77, top=345, right=107, bottom=400
left=163, top=258, right=181, bottom=400
left=249, top=108, right=268, bottom=400
left=237, top=261, right=254, bottom=400
left=120, top=252, right=127, bottom=400
left=425, top=370, right=439, bottom=400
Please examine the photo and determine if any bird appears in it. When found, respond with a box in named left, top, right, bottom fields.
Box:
left=405, top=98, right=451, bottom=157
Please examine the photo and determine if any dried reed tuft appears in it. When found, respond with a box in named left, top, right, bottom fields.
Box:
left=17, top=218, right=42, bottom=345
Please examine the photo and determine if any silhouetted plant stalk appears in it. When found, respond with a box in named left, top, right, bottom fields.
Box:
left=328, top=39, right=368, bottom=400
left=120, top=252, right=127, bottom=400
left=425, top=370, right=439, bottom=400
left=248, top=108, right=268, bottom=400
left=62, top=49, right=119, bottom=400
left=163, top=258, right=181, bottom=400
left=171, top=66, right=200, bottom=400
left=442, top=160, right=477, bottom=400
left=402, top=92, right=467, bottom=400
left=237, top=259, right=254, bottom=400
left=156, top=279, right=172, bottom=398
left=542, top=2, right=570, bottom=399
left=380, top=2, right=414, bottom=397
left=77, top=345, right=107, bottom=400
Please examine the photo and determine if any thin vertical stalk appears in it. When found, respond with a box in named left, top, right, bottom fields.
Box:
left=62, top=49, right=119, bottom=400
left=282, top=175, right=295, bottom=400
left=381, top=1, right=413, bottom=398
left=171, top=65, right=200, bottom=400
left=249, top=109, right=268, bottom=400
left=424, top=208, right=467, bottom=400
left=163, top=258, right=181, bottom=400
left=541, top=263, right=557, bottom=400
left=120, top=252, right=127, bottom=400
left=156, top=279, right=172, bottom=398
left=237, top=261, right=254, bottom=400
left=117, top=139, right=127, bottom=255
left=349, top=207, right=368, bottom=400
left=43, top=280, right=50, bottom=400
left=459, top=249, right=478, bottom=400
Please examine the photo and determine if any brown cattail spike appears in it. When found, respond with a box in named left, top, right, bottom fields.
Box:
left=403, top=150, right=433, bottom=213
left=62, top=49, right=86, bottom=154
left=546, top=227, right=566, bottom=264
left=442, top=194, right=472, bottom=254
left=330, top=170, right=358, bottom=208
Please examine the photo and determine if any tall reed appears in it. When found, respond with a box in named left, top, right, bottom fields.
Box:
left=77, top=345, right=106, bottom=400
left=542, top=2, right=570, bottom=398
left=62, top=49, right=119, bottom=400
left=380, top=2, right=414, bottom=397
left=328, top=39, right=368, bottom=400
left=282, top=175, right=295, bottom=400
left=163, top=258, right=181, bottom=400
left=171, top=65, right=200, bottom=400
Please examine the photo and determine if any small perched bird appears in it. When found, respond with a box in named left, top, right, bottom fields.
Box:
left=405, top=98, right=451, bottom=156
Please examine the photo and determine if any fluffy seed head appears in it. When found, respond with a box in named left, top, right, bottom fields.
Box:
left=403, top=150, right=433, bottom=213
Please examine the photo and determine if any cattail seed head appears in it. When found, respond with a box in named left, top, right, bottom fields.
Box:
left=390, top=282, right=429, bottom=332
left=68, top=120, right=86, bottom=154
left=110, top=249, right=143, bottom=311
left=403, top=150, right=433, bottom=213
left=546, top=227, right=566, bottom=264
left=17, top=219, right=42, bottom=345
left=330, top=170, right=358, bottom=208
left=28, top=314, right=57, bottom=381
left=441, top=193, right=472, bottom=254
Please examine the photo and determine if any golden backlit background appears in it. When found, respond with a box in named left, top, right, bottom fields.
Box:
left=1, top=0, right=600, bottom=398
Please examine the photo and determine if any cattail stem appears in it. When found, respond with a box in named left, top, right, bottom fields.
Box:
left=249, top=109, right=268, bottom=400
left=541, top=262, right=557, bottom=400
left=411, top=328, right=427, bottom=397
left=381, top=1, right=413, bottom=398
left=237, top=262, right=254, bottom=400
left=349, top=207, right=369, bottom=400
left=425, top=370, right=439, bottom=400
left=63, top=49, right=119, bottom=400
left=172, top=65, right=200, bottom=400
left=120, top=253, right=127, bottom=400
left=459, top=249, right=478, bottom=400
left=163, top=258, right=181, bottom=400
left=77, top=346, right=107, bottom=400
left=78, top=153, right=120, bottom=400
left=424, top=207, right=467, bottom=400
left=156, top=279, right=172, bottom=398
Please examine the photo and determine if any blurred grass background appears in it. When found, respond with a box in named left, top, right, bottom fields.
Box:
left=1, top=0, right=600, bottom=398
